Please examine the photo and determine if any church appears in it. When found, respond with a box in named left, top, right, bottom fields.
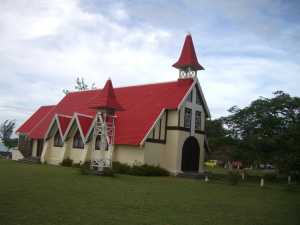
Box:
left=16, top=34, right=211, bottom=175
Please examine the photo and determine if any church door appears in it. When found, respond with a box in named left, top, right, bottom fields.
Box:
left=181, top=137, right=200, bottom=172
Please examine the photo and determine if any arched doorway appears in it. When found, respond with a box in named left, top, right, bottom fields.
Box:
left=181, top=137, right=200, bottom=172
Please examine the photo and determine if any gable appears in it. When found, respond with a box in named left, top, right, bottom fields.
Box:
left=177, top=78, right=210, bottom=118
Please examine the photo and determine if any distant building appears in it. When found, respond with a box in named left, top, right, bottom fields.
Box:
left=16, top=34, right=210, bottom=175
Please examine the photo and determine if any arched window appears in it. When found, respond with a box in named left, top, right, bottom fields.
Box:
left=53, top=131, right=63, bottom=147
left=73, top=130, right=84, bottom=149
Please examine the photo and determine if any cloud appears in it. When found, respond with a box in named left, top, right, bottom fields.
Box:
left=0, top=0, right=299, bottom=132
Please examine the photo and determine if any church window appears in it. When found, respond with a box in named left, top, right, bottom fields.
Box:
left=195, top=111, right=201, bottom=130
left=184, top=108, right=192, bottom=129
left=73, top=130, right=84, bottom=149
left=196, top=89, right=202, bottom=105
left=53, top=130, right=63, bottom=147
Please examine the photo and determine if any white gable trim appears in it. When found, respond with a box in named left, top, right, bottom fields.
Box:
left=44, top=115, right=58, bottom=140
left=62, top=115, right=77, bottom=141
left=74, top=113, right=89, bottom=144
left=139, top=108, right=165, bottom=146
left=44, top=114, right=73, bottom=141
left=177, top=77, right=211, bottom=118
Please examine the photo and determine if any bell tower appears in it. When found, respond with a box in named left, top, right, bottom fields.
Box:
left=89, top=79, right=123, bottom=171
left=172, top=33, right=204, bottom=79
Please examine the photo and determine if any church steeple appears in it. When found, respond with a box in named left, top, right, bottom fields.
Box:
left=173, top=33, right=204, bottom=79
left=89, top=79, right=123, bottom=111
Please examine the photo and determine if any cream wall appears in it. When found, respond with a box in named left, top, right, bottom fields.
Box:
left=45, top=136, right=65, bottom=165
left=113, top=145, right=144, bottom=165
left=32, top=140, right=37, bottom=157
left=143, top=142, right=165, bottom=166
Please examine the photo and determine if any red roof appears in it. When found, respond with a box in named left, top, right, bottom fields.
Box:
left=17, top=79, right=194, bottom=145
left=89, top=79, right=123, bottom=111
left=172, top=34, right=204, bottom=71
left=57, top=115, right=72, bottom=136
left=16, top=105, right=55, bottom=134
left=76, top=114, right=93, bottom=137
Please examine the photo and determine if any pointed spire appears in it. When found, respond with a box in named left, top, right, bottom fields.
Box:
left=172, top=33, right=204, bottom=71
left=89, top=79, right=123, bottom=111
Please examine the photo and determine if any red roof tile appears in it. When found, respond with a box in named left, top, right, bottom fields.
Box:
left=57, top=115, right=72, bottom=136
left=89, top=79, right=123, bottom=111
left=173, top=34, right=204, bottom=71
left=16, top=105, right=55, bottom=135
left=76, top=114, right=93, bottom=137
left=17, top=79, right=194, bottom=145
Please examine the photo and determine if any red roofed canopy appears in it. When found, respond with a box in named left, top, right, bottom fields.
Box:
left=172, top=33, right=204, bottom=71
left=89, top=79, right=123, bottom=111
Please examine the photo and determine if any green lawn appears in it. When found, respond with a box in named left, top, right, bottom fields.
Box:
left=0, top=159, right=299, bottom=225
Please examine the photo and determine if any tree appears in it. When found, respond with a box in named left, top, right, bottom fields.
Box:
left=63, top=77, right=96, bottom=95
left=206, top=119, right=243, bottom=163
left=0, top=120, right=17, bottom=149
left=221, top=91, right=300, bottom=173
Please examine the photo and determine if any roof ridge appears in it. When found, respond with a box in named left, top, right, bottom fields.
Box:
left=67, top=79, right=190, bottom=94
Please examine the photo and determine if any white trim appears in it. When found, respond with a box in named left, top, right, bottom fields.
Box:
left=56, top=114, right=72, bottom=118
left=85, top=117, right=97, bottom=141
left=62, top=115, right=77, bottom=141
left=177, top=77, right=211, bottom=118
left=75, top=112, right=93, bottom=118
left=177, top=78, right=197, bottom=110
left=44, top=114, right=70, bottom=141
left=74, top=113, right=88, bottom=144
left=139, top=108, right=165, bottom=146
left=195, top=79, right=211, bottom=118
left=43, top=115, right=58, bottom=140
left=62, top=113, right=94, bottom=143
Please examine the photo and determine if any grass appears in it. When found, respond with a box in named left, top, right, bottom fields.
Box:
left=0, top=159, right=299, bottom=225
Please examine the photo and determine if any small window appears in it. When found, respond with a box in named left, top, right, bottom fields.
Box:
left=73, top=130, right=84, bottom=149
left=187, top=91, right=193, bottom=102
left=95, top=135, right=101, bottom=150
left=196, top=89, right=202, bottom=105
left=195, top=111, right=201, bottom=130
left=53, top=131, right=63, bottom=147
left=184, top=108, right=192, bottom=129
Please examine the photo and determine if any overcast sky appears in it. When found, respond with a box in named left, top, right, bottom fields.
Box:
left=0, top=0, right=300, bottom=130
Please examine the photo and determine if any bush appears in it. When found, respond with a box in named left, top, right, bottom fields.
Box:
left=112, top=162, right=169, bottom=176
left=228, top=170, right=240, bottom=185
left=101, top=167, right=115, bottom=177
left=130, top=164, right=169, bottom=176
left=61, top=158, right=73, bottom=167
left=72, top=163, right=81, bottom=168
left=263, top=173, right=277, bottom=182
left=80, top=162, right=91, bottom=175
left=112, top=162, right=131, bottom=174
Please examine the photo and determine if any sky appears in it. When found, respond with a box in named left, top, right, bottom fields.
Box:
left=0, top=0, right=300, bottom=130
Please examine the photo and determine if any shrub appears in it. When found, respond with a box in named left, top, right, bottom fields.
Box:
left=130, top=164, right=169, bottom=176
left=80, top=162, right=91, bottom=175
left=61, top=158, right=73, bottom=167
left=112, top=162, right=169, bottom=176
left=263, top=173, right=277, bottom=182
left=72, top=163, right=81, bottom=168
left=112, top=162, right=131, bottom=174
left=101, top=167, right=115, bottom=177
left=228, top=170, right=240, bottom=185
